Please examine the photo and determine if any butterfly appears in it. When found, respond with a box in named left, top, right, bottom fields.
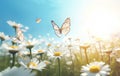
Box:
left=51, top=18, right=71, bottom=37
left=36, top=18, right=41, bottom=23
left=16, top=27, right=24, bottom=41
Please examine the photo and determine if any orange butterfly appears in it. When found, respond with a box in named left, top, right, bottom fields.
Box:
left=51, top=18, right=71, bottom=37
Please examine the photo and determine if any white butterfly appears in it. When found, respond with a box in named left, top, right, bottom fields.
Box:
left=51, top=18, right=71, bottom=37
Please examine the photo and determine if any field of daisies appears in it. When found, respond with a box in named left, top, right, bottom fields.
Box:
left=0, top=20, right=120, bottom=76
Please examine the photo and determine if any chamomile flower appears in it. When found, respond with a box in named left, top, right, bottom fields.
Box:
left=7, top=20, right=22, bottom=29
left=22, top=38, right=39, bottom=49
left=47, top=43, right=68, bottom=60
left=34, top=48, right=46, bottom=55
left=2, top=43, right=23, bottom=67
left=1, top=43, right=23, bottom=54
left=11, top=37, right=21, bottom=45
left=80, top=43, right=90, bottom=50
left=2, top=43, right=23, bottom=54
left=0, top=32, right=9, bottom=41
left=18, top=57, right=46, bottom=71
left=37, top=49, right=45, bottom=54
left=0, top=66, right=35, bottom=76
left=21, top=38, right=39, bottom=59
left=80, top=61, right=111, bottom=76
left=33, top=48, right=46, bottom=60
left=43, top=60, right=51, bottom=65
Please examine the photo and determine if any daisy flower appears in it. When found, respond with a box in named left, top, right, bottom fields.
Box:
left=21, top=38, right=39, bottom=59
left=103, top=49, right=112, bottom=55
left=34, top=48, right=46, bottom=55
left=22, top=38, right=39, bottom=49
left=103, top=49, right=113, bottom=64
left=80, top=43, right=90, bottom=50
left=18, top=57, right=46, bottom=71
left=43, top=60, right=51, bottom=65
left=0, top=66, right=36, bottom=76
left=11, top=37, right=22, bottom=45
left=46, top=43, right=52, bottom=47
left=47, top=43, right=67, bottom=60
left=1, top=43, right=23, bottom=67
left=80, top=61, right=111, bottom=76
left=47, top=42, right=66, bottom=76
left=2, top=43, right=23, bottom=54
left=80, top=43, right=90, bottom=64
left=34, top=48, right=47, bottom=61
left=0, top=32, right=9, bottom=41
left=37, top=49, right=45, bottom=54
left=7, top=20, right=22, bottom=29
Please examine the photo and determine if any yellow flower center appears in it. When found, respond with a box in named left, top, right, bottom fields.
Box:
left=27, top=62, right=37, bottom=67
left=38, top=50, right=43, bottom=53
left=54, top=52, right=61, bottom=56
left=26, top=42, right=34, bottom=49
left=44, top=61, right=50, bottom=65
left=47, top=43, right=51, bottom=47
left=80, top=45, right=90, bottom=49
left=27, top=42, right=32, bottom=45
left=10, top=46, right=18, bottom=49
left=89, top=65, right=100, bottom=73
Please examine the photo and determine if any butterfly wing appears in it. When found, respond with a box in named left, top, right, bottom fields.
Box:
left=61, top=18, right=71, bottom=35
left=36, top=18, right=41, bottom=23
left=51, top=20, right=61, bottom=37
left=16, top=28, right=24, bottom=41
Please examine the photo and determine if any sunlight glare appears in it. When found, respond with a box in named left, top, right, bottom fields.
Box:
left=87, top=9, right=116, bottom=40
left=70, top=0, right=120, bottom=41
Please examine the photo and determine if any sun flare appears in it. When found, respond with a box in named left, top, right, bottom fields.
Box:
left=86, top=8, right=120, bottom=40
left=70, top=0, right=120, bottom=41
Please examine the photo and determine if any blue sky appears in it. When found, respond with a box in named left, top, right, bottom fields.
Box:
left=0, top=0, right=76, bottom=39
left=0, top=0, right=120, bottom=40
left=0, top=0, right=63, bottom=36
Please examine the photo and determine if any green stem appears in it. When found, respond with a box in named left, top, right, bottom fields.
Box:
left=69, top=48, right=74, bottom=75
left=40, top=71, right=42, bottom=76
left=15, top=28, right=17, bottom=36
left=29, top=48, right=32, bottom=59
left=11, top=53, right=15, bottom=68
left=84, top=48, right=89, bottom=64
left=39, top=54, right=43, bottom=62
left=108, top=54, right=111, bottom=65
left=79, top=46, right=83, bottom=63
left=40, top=54, right=43, bottom=60
left=57, top=58, right=60, bottom=76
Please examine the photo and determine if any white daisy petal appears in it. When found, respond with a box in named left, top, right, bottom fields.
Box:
left=80, top=61, right=111, bottom=76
